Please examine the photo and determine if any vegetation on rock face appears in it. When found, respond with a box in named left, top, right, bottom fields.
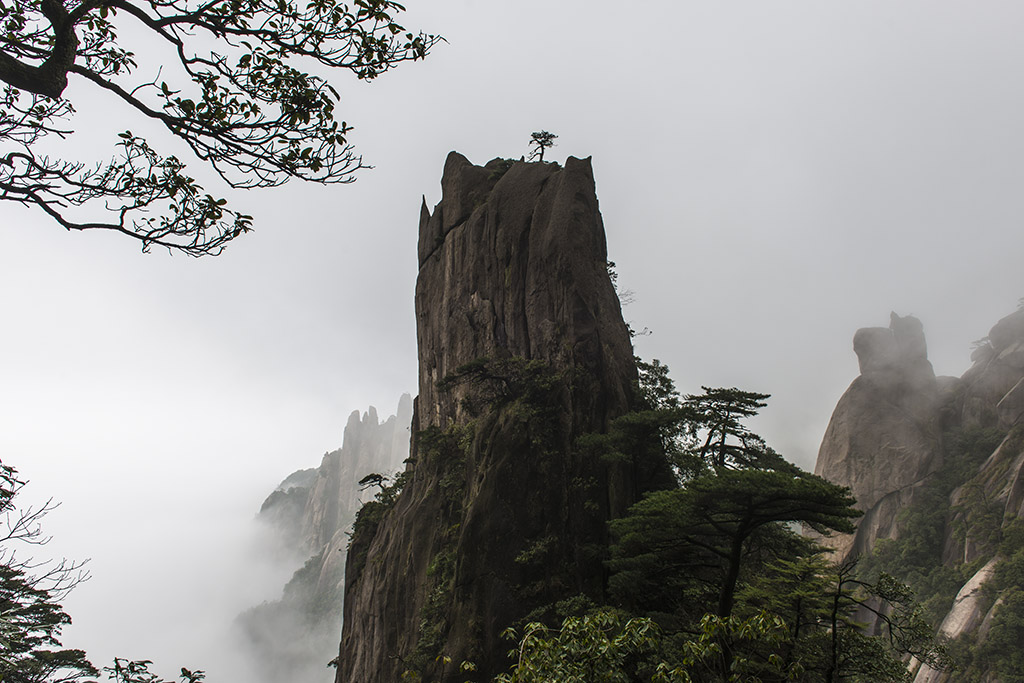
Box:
left=859, top=425, right=1008, bottom=626
left=347, top=468, right=410, bottom=579
left=854, top=421, right=1024, bottom=681
left=405, top=424, right=472, bottom=674
left=944, top=516, right=1024, bottom=682
left=490, top=360, right=951, bottom=683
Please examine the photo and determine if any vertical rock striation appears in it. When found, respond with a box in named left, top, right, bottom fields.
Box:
left=302, top=395, right=413, bottom=554
left=338, top=153, right=666, bottom=682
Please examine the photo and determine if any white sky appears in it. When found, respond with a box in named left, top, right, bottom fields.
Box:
left=2, top=1, right=1023, bottom=679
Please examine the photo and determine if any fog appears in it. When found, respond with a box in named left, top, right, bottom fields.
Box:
left=2, top=1, right=1023, bottom=680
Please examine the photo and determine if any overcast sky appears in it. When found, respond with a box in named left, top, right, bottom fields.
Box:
left=2, top=1, right=1023, bottom=679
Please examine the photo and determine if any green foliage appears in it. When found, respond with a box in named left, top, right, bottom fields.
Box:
left=601, top=373, right=795, bottom=483
left=609, top=469, right=859, bottom=622
left=105, top=659, right=205, bottom=683
left=596, top=361, right=950, bottom=682
left=737, top=558, right=950, bottom=682
left=527, top=131, right=557, bottom=162
left=402, top=423, right=476, bottom=676
left=494, top=608, right=808, bottom=683
left=0, top=463, right=97, bottom=683
left=0, top=0, right=439, bottom=254
left=635, top=358, right=681, bottom=411
left=860, top=426, right=1007, bottom=626
left=0, top=562, right=98, bottom=683
left=0, top=462, right=205, bottom=683
left=572, top=359, right=684, bottom=489
left=438, top=357, right=562, bottom=413
left=945, top=566, right=1024, bottom=683
left=942, top=521, right=1024, bottom=681
left=970, top=588, right=1024, bottom=682
left=347, top=468, right=411, bottom=579
left=496, top=610, right=660, bottom=683
left=654, top=611, right=799, bottom=683
left=408, top=547, right=457, bottom=673
left=437, top=357, right=564, bottom=453
left=679, top=387, right=795, bottom=475
left=349, top=469, right=409, bottom=541
left=416, top=423, right=473, bottom=510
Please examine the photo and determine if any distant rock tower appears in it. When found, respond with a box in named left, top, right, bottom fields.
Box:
left=814, top=313, right=944, bottom=560
left=814, top=307, right=1024, bottom=683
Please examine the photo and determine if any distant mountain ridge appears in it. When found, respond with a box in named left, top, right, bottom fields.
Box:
left=238, top=395, right=412, bottom=683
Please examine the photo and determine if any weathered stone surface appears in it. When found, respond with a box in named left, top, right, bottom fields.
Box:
left=996, top=376, right=1024, bottom=429
left=960, top=309, right=1024, bottom=430
left=338, top=153, right=667, bottom=682
left=815, top=313, right=942, bottom=560
left=816, top=306, right=1024, bottom=680
left=912, top=557, right=1000, bottom=683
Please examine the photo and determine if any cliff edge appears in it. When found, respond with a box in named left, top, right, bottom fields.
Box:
left=815, top=307, right=1024, bottom=682
left=337, top=153, right=668, bottom=682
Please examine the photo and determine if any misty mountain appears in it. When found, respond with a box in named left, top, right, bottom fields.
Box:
left=815, top=307, right=1024, bottom=681
left=238, top=395, right=412, bottom=683
left=244, top=153, right=1020, bottom=681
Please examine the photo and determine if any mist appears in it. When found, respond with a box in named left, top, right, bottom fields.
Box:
left=2, top=1, right=1023, bottom=681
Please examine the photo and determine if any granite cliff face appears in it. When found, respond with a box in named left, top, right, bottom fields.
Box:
left=815, top=307, right=1024, bottom=682
left=239, top=396, right=412, bottom=683
left=337, top=153, right=668, bottom=682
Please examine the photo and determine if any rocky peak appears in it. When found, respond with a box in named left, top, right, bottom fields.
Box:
left=338, top=153, right=665, bottom=682
left=413, top=151, right=635, bottom=437
left=852, top=312, right=936, bottom=393
left=302, top=397, right=412, bottom=552
left=815, top=313, right=943, bottom=560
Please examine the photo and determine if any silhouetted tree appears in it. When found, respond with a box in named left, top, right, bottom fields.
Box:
left=0, top=462, right=95, bottom=683
left=528, top=131, right=557, bottom=162
left=0, top=0, right=439, bottom=255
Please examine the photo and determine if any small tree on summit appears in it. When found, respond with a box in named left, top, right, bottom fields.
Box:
left=528, top=131, right=557, bottom=162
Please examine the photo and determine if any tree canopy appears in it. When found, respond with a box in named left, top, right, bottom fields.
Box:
left=0, top=462, right=95, bottom=683
left=609, top=468, right=859, bottom=622
left=0, top=0, right=439, bottom=254
left=536, top=360, right=951, bottom=681
left=527, top=130, right=556, bottom=162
